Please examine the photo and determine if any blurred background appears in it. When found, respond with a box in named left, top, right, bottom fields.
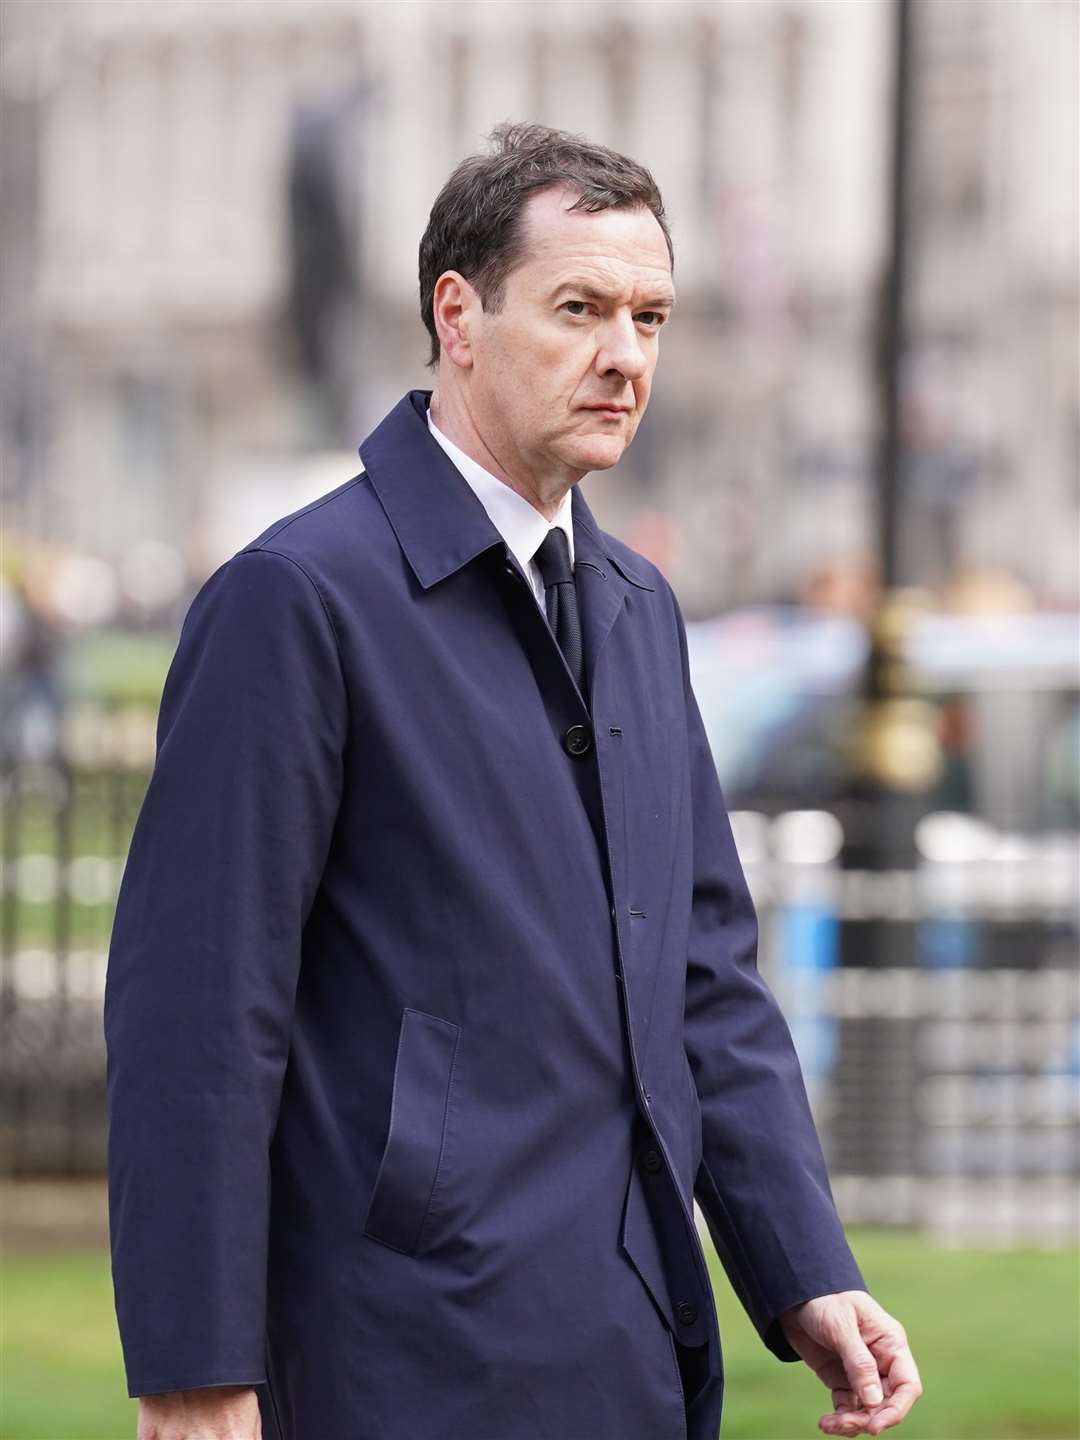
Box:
left=1, top=1, right=1077, bottom=1436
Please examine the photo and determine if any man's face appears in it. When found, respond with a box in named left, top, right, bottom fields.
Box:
left=462, top=185, right=674, bottom=485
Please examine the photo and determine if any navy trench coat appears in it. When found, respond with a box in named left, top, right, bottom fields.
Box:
left=105, top=390, right=866, bottom=1440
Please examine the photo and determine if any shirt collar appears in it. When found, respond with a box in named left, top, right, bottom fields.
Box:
left=426, top=407, right=575, bottom=577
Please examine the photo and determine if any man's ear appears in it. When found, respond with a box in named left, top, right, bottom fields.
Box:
left=432, top=271, right=478, bottom=370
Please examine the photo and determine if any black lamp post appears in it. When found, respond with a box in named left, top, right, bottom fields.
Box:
left=833, top=0, right=945, bottom=1189
left=840, top=0, right=944, bottom=889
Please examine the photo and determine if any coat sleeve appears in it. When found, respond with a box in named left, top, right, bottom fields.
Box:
left=104, top=546, right=347, bottom=1398
left=669, top=588, right=867, bottom=1363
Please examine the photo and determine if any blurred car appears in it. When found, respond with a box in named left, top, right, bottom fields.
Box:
left=686, top=606, right=1080, bottom=830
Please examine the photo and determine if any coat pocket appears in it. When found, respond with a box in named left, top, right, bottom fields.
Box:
left=363, top=1006, right=462, bottom=1255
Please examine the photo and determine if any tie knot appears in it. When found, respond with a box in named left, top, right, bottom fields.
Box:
left=534, top=526, right=574, bottom=587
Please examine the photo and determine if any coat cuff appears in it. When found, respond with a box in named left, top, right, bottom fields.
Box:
left=760, top=1262, right=872, bottom=1363
left=127, top=1371, right=265, bottom=1400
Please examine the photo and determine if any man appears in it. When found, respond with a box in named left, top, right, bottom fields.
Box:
left=106, top=123, right=922, bottom=1440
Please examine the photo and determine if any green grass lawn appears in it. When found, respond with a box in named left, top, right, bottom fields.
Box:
left=1, top=1228, right=1077, bottom=1439
left=709, top=1229, right=1079, bottom=1440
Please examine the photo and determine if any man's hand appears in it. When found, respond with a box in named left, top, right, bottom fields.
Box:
left=137, top=1385, right=261, bottom=1440
left=779, top=1289, right=923, bottom=1436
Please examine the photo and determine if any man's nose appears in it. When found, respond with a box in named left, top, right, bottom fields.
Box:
left=594, top=317, right=648, bottom=383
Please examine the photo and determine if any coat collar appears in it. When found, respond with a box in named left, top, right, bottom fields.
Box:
left=360, top=391, right=655, bottom=595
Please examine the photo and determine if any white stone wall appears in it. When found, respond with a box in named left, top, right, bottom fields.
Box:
left=21, top=0, right=893, bottom=320
left=1, top=0, right=1075, bottom=607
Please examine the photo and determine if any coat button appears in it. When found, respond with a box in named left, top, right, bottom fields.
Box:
left=676, top=1301, right=698, bottom=1327
left=562, top=724, right=592, bottom=758
left=642, top=1148, right=662, bottom=1175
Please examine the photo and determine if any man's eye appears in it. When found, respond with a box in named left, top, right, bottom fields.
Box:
left=562, top=300, right=589, bottom=316
left=636, top=311, right=666, bottom=328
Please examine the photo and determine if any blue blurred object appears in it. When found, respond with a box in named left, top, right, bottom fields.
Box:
left=779, top=901, right=840, bottom=1081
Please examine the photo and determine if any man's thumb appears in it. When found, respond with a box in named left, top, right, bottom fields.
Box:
left=839, top=1324, right=883, bottom=1407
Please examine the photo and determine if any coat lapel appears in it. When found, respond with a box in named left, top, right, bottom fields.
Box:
left=570, top=484, right=656, bottom=705
left=360, top=391, right=506, bottom=589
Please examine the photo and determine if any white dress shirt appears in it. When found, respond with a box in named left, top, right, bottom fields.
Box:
left=425, top=409, right=574, bottom=615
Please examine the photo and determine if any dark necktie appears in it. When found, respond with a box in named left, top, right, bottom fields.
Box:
left=534, top=527, right=585, bottom=699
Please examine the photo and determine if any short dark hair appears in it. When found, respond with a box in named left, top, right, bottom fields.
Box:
left=418, top=121, right=673, bottom=368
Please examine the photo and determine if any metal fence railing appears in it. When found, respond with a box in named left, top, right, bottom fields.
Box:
left=1, top=760, right=147, bottom=1175
left=3, top=766, right=1078, bottom=1244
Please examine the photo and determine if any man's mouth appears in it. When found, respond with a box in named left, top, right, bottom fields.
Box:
left=583, top=404, right=631, bottom=418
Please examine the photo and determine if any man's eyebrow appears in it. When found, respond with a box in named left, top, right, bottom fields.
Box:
left=550, top=279, right=676, bottom=309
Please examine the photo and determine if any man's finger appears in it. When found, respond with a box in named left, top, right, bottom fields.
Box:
left=865, top=1402, right=906, bottom=1435
left=819, top=1410, right=873, bottom=1437
left=819, top=1404, right=904, bottom=1439
left=835, top=1370, right=898, bottom=1405
left=874, top=1335, right=923, bottom=1421
left=837, top=1365, right=920, bottom=1434
left=836, top=1324, right=884, bottom=1408
left=871, top=1373, right=922, bottom=1426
